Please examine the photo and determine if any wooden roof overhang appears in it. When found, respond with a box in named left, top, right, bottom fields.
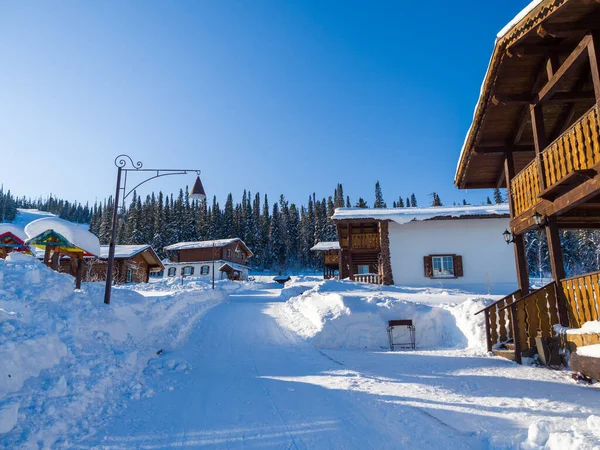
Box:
left=26, top=229, right=92, bottom=255
left=455, top=0, right=600, bottom=190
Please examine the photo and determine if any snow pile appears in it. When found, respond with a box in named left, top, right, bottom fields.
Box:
left=577, top=344, right=600, bottom=358
left=522, top=415, right=600, bottom=450
left=24, top=217, right=101, bottom=255
left=554, top=320, right=600, bottom=335
left=0, top=254, right=228, bottom=448
left=273, top=280, right=493, bottom=350
left=0, top=223, right=27, bottom=241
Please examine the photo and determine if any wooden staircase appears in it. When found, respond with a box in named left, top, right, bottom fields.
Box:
left=475, top=283, right=561, bottom=364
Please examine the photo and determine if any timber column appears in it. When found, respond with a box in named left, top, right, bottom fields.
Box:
left=545, top=216, right=569, bottom=326
left=504, top=153, right=530, bottom=295
left=378, top=221, right=394, bottom=285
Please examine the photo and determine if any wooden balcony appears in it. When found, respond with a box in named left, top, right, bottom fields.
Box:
left=511, top=104, right=600, bottom=218
left=324, top=254, right=339, bottom=265
left=354, top=274, right=380, bottom=284
left=341, top=233, right=380, bottom=250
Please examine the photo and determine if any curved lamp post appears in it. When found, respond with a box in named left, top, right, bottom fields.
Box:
left=104, top=154, right=205, bottom=305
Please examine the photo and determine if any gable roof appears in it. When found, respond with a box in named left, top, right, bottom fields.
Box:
left=164, top=238, right=253, bottom=256
left=332, top=205, right=510, bottom=225
left=454, top=0, right=600, bottom=189
left=0, top=224, right=27, bottom=242
left=24, top=217, right=100, bottom=255
left=98, top=245, right=164, bottom=269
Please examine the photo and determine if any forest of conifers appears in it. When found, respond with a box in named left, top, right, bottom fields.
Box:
left=2, top=184, right=600, bottom=277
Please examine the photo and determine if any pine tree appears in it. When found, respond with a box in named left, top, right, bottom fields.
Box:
left=374, top=181, right=385, bottom=208
left=410, top=193, right=417, bottom=207
left=493, top=188, right=504, bottom=204
left=355, top=198, right=368, bottom=207
left=486, top=196, right=492, bottom=205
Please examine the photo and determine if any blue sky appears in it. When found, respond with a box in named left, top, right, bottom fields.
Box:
left=0, top=1, right=530, bottom=208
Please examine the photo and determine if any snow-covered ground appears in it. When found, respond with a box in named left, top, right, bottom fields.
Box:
left=2, top=261, right=600, bottom=449
left=0, top=254, right=231, bottom=448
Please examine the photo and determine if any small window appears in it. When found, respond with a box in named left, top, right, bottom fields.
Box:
left=168, top=267, right=177, bottom=277
left=150, top=270, right=164, bottom=278
left=126, top=268, right=133, bottom=283
left=227, top=249, right=231, bottom=258
left=183, top=266, right=194, bottom=276
left=200, top=265, right=210, bottom=275
left=357, top=265, right=370, bottom=274
left=432, top=256, right=454, bottom=278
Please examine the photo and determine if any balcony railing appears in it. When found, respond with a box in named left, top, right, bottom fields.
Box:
left=324, top=254, right=339, bottom=265
left=341, top=233, right=380, bottom=249
left=354, top=274, right=380, bottom=284
left=511, top=159, right=541, bottom=217
left=511, top=104, right=600, bottom=217
left=561, top=271, right=600, bottom=327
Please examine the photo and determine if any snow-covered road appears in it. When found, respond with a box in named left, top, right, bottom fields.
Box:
left=78, top=287, right=599, bottom=449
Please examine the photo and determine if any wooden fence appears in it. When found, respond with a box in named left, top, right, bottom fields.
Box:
left=475, top=290, right=522, bottom=352
left=354, top=274, right=380, bottom=284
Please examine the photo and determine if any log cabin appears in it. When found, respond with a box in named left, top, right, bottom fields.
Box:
left=310, top=241, right=341, bottom=279
left=79, top=245, right=164, bottom=284
left=0, top=224, right=30, bottom=258
left=163, top=238, right=253, bottom=281
left=455, top=0, right=600, bottom=367
left=332, top=205, right=517, bottom=292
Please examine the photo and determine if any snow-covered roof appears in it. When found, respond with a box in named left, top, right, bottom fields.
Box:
left=0, top=223, right=27, bottom=242
left=311, top=242, right=341, bottom=251
left=496, top=0, right=542, bottom=40
left=24, top=217, right=101, bottom=256
left=99, top=245, right=151, bottom=259
left=332, top=204, right=510, bottom=225
left=164, top=238, right=253, bottom=256
left=219, top=262, right=249, bottom=272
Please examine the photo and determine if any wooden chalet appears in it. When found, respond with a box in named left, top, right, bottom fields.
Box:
left=0, top=224, right=30, bottom=258
left=455, top=0, right=600, bottom=368
left=163, top=238, right=253, bottom=281
left=78, top=245, right=164, bottom=284
left=310, top=241, right=341, bottom=279
left=333, top=217, right=393, bottom=285
left=25, top=218, right=100, bottom=289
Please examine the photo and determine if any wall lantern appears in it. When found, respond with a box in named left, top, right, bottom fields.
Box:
left=189, top=174, right=206, bottom=201
left=502, top=229, right=514, bottom=244
left=533, top=211, right=547, bottom=227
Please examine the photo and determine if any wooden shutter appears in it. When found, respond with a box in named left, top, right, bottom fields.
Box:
left=453, top=255, right=463, bottom=277
left=190, top=266, right=195, bottom=275
left=423, top=256, right=433, bottom=278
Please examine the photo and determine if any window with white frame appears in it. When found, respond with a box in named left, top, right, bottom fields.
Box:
left=200, top=265, right=210, bottom=275
left=432, top=256, right=454, bottom=277
left=357, top=265, right=370, bottom=274
left=126, top=268, right=133, bottom=283
left=227, top=249, right=231, bottom=258
left=183, top=266, right=194, bottom=276
left=168, top=267, right=177, bottom=277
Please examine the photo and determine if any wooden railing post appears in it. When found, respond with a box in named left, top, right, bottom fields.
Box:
left=509, top=303, right=523, bottom=364
left=484, top=310, right=492, bottom=352
left=530, top=104, right=548, bottom=192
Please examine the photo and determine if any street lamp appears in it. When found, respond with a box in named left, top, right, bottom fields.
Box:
left=104, top=154, right=205, bottom=305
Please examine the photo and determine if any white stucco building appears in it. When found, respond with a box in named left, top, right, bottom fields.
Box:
left=331, top=204, right=517, bottom=294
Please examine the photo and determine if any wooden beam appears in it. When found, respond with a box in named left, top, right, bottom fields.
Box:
left=537, top=18, right=600, bottom=39
left=589, top=31, right=600, bottom=103
left=474, top=144, right=535, bottom=154
left=347, top=223, right=354, bottom=281
left=493, top=91, right=595, bottom=105
left=536, top=35, right=592, bottom=104
left=530, top=104, right=547, bottom=190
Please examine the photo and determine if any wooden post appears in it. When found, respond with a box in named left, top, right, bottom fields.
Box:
left=51, top=247, right=60, bottom=271
left=347, top=223, right=354, bottom=281
left=530, top=104, right=548, bottom=191
left=505, top=154, right=530, bottom=295
left=589, top=31, right=600, bottom=103
left=484, top=310, right=493, bottom=353
left=545, top=216, right=569, bottom=326
left=509, top=304, right=523, bottom=365
left=75, top=255, right=83, bottom=290
left=338, top=249, right=343, bottom=280
left=43, top=246, right=51, bottom=266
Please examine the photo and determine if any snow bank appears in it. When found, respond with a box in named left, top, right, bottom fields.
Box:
left=273, top=280, right=493, bottom=350
left=24, top=217, right=101, bottom=255
left=522, top=415, right=600, bottom=450
left=0, top=256, right=228, bottom=447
